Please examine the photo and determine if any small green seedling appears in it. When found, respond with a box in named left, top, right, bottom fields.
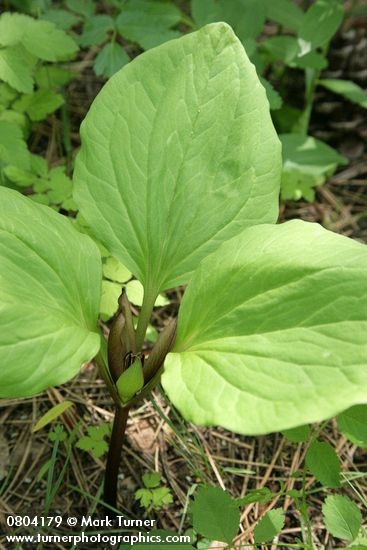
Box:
left=1, top=23, right=367, bottom=510
left=70, top=0, right=184, bottom=78
left=76, top=422, right=111, bottom=458
left=135, top=472, right=173, bottom=510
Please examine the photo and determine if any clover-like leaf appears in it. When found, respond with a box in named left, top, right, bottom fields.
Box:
left=192, top=0, right=266, bottom=43
left=0, top=188, right=101, bottom=398
left=79, top=15, right=114, bottom=47
left=0, top=13, right=78, bottom=61
left=93, top=42, right=129, bottom=78
left=143, top=472, right=161, bottom=488
left=76, top=423, right=111, bottom=458
left=66, top=0, right=95, bottom=18
left=162, top=220, right=367, bottom=434
left=74, top=23, right=281, bottom=300
left=116, top=0, right=182, bottom=49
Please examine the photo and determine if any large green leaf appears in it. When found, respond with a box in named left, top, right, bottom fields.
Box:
left=162, top=220, right=367, bottom=434
left=74, top=23, right=281, bottom=297
left=0, top=188, right=101, bottom=398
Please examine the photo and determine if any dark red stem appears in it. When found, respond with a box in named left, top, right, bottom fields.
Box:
left=103, top=406, right=130, bottom=513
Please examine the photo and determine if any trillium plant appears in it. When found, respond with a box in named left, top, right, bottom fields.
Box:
left=1, top=23, right=367, bottom=510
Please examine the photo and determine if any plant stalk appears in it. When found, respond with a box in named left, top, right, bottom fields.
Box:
left=95, top=339, right=121, bottom=407
left=103, top=405, right=130, bottom=513
left=102, top=293, right=137, bottom=514
left=103, top=292, right=172, bottom=513
left=135, top=290, right=158, bottom=351
left=297, top=43, right=329, bottom=135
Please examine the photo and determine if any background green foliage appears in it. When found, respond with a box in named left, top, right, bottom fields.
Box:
left=1, top=0, right=366, bottom=204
